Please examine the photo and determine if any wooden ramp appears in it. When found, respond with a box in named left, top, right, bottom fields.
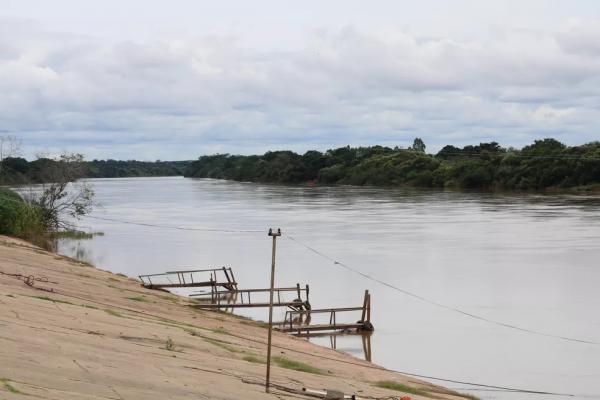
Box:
left=139, top=267, right=237, bottom=291
left=276, top=290, right=373, bottom=334
left=190, top=284, right=310, bottom=311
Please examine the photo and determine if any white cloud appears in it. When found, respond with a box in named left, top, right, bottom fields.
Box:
left=1, top=13, right=600, bottom=160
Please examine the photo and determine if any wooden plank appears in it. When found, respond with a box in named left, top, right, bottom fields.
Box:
left=145, top=281, right=233, bottom=289
left=191, top=286, right=306, bottom=295
left=276, top=323, right=367, bottom=333
left=286, top=306, right=364, bottom=314
left=192, top=301, right=304, bottom=309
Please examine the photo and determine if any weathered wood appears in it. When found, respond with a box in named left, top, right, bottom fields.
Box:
left=277, top=290, right=374, bottom=334
left=139, top=268, right=237, bottom=291
left=191, top=286, right=305, bottom=296
left=144, top=281, right=233, bottom=289
left=193, top=301, right=305, bottom=309
left=277, top=323, right=366, bottom=333
left=190, top=284, right=310, bottom=310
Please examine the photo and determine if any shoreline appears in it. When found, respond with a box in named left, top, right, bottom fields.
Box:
left=0, top=235, right=476, bottom=400
left=5, top=175, right=600, bottom=196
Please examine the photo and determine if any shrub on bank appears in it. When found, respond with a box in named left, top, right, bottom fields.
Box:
left=0, top=188, right=45, bottom=242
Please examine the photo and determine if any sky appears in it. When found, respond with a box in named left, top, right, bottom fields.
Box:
left=1, top=0, right=600, bottom=160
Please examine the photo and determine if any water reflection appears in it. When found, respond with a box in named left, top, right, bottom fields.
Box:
left=57, top=238, right=100, bottom=266
left=299, top=332, right=372, bottom=362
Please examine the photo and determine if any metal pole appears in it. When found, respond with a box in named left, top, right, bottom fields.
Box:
left=266, top=227, right=281, bottom=393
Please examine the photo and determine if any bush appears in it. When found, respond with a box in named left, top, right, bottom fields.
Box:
left=0, top=188, right=45, bottom=242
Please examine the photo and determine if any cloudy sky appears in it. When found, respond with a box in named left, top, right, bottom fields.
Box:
left=2, top=0, right=600, bottom=160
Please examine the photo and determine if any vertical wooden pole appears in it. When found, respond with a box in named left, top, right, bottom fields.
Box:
left=366, top=291, right=371, bottom=323
left=266, top=228, right=281, bottom=393
left=361, top=289, right=368, bottom=322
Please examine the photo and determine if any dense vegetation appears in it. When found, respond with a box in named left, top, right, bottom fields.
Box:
left=184, top=139, right=600, bottom=191
left=0, top=154, right=95, bottom=245
left=0, top=158, right=190, bottom=184
left=85, top=160, right=190, bottom=179
left=0, top=188, right=45, bottom=242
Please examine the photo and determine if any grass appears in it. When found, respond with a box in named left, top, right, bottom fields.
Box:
left=185, top=329, right=242, bottom=353
left=52, top=230, right=104, bottom=240
left=104, top=309, right=122, bottom=317
left=0, top=378, right=23, bottom=394
left=242, top=354, right=266, bottom=364
left=239, top=319, right=269, bottom=329
left=373, top=381, right=481, bottom=400
left=126, top=296, right=148, bottom=302
left=31, top=295, right=73, bottom=305
left=156, top=294, right=178, bottom=302
left=374, top=381, right=434, bottom=398
left=203, top=336, right=242, bottom=353
left=273, top=356, right=328, bottom=375
left=416, top=385, right=481, bottom=400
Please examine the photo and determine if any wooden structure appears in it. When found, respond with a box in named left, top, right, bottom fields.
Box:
left=276, top=290, right=372, bottom=334
left=190, top=284, right=310, bottom=311
left=138, top=267, right=237, bottom=291
left=139, top=266, right=375, bottom=346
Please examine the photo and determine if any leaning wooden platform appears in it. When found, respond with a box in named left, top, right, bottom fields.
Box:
left=139, top=267, right=237, bottom=291
left=276, top=290, right=373, bottom=334
left=190, top=284, right=311, bottom=311
left=139, top=267, right=374, bottom=336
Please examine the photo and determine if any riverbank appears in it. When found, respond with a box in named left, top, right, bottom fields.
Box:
left=0, top=235, right=473, bottom=400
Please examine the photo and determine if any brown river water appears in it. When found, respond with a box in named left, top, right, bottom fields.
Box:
left=56, top=176, right=600, bottom=400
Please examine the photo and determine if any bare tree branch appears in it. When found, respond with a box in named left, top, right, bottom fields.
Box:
left=26, top=153, right=95, bottom=232
left=0, top=135, right=22, bottom=176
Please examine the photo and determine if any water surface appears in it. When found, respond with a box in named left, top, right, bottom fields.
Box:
left=57, top=177, right=600, bottom=400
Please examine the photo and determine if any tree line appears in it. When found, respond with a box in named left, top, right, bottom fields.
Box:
left=0, top=158, right=190, bottom=184
left=2, top=138, right=600, bottom=191
left=184, top=138, right=600, bottom=191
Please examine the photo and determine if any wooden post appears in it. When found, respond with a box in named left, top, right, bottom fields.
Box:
left=265, top=227, right=282, bottom=393
left=361, top=290, right=368, bottom=322
left=229, top=267, right=238, bottom=290
left=366, top=291, right=371, bottom=323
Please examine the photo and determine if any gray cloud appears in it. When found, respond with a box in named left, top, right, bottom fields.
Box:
left=1, top=17, right=599, bottom=160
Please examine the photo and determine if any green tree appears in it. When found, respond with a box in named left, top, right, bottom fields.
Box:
left=411, top=138, right=426, bottom=153
left=28, top=153, right=95, bottom=230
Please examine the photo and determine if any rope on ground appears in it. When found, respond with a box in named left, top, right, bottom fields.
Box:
left=0, top=269, right=57, bottom=288
left=287, top=235, right=600, bottom=347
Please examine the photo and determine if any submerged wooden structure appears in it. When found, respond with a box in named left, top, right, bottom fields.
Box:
left=276, top=290, right=372, bottom=334
left=190, top=284, right=311, bottom=311
left=138, top=267, right=237, bottom=291
left=140, top=267, right=374, bottom=335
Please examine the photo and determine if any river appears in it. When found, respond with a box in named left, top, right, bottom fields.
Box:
left=56, top=176, right=600, bottom=400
